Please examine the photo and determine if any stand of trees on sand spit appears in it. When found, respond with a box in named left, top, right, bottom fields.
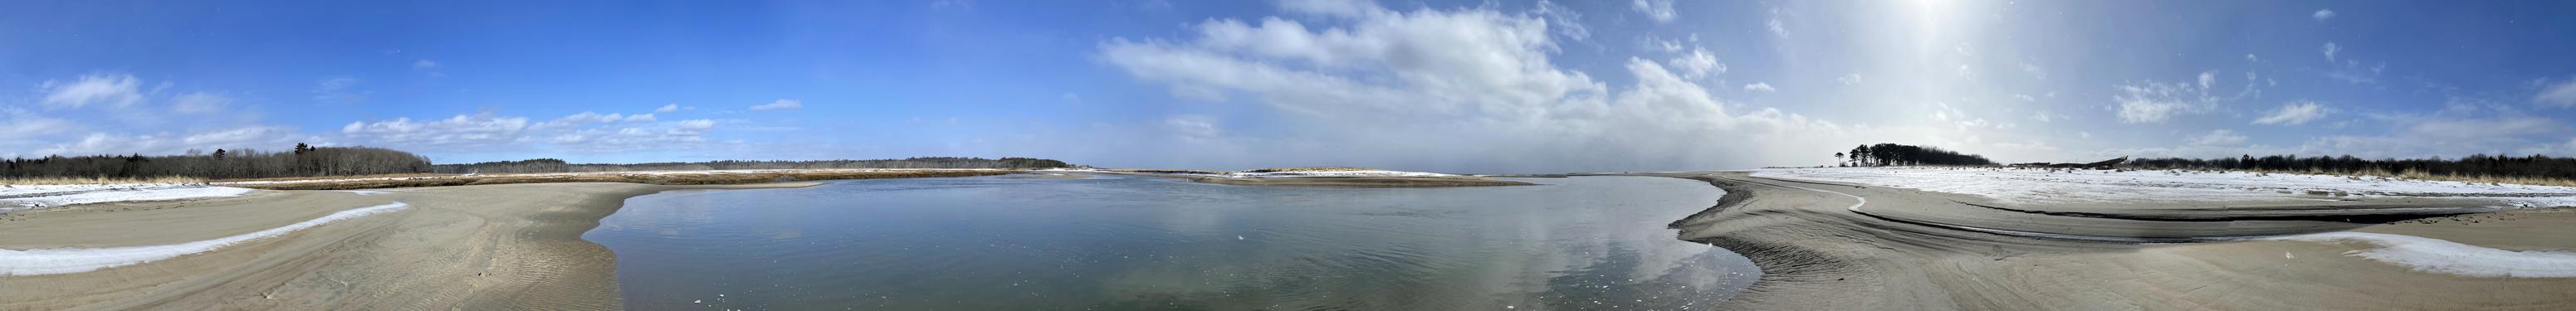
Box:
left=1833, top=143, right=1998, bottom=167
left=2128, top=153, right=2576, bottom=182
left=3, top=143, right=432, bottom=180
left=431, top=157, right=1071, bottom=174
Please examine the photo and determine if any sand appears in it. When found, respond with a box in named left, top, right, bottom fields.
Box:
left=1644, top=172, right=2576, bottom=309
left=1088, top=171, right=1537, bottom=187
left=0, top=182, right=815, bottom=310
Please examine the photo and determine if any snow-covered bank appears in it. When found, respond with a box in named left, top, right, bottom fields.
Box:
left=2267, top=231, right=2576, bottom=278
left=0, top=202, right=411, bottom=275
left=1750, top=167, right=2576, bottom=208
left=0, top=184, right=255, bottom=211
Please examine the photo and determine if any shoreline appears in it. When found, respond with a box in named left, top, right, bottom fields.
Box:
left=1640, top=171, right=2576, bottom=309
left=1084, top=171, right=1538, bottom=187
left=0, top=182, right=819, bottom=309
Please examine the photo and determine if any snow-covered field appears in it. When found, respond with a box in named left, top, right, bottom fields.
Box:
left=0, top=202, right=410, bottom=275
left=0, top=184, right=256, bottom=212
left=2267, top=231, right=2576, bottom=278
left=1750, top=167, right=2576, bottom=208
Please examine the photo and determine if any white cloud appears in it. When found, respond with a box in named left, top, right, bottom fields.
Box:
left=29, top=127, right=321, bottom=157
left=2254, top=100, right=2331, bottom=125
left=1765, top=7, right=1787, bottom=37
left=39, top=74, right=145, bottom=108
left=341, top=114, right=530, bottom=148
left=413, top=59, right=439, bottom=69
left=1742, top=82, right=1775, bottom=92
left=1837, top=74, right=1863, bottom=85
left=1095, top=1, right=1859, bottom=171
left=170, top=92, right=233, bottom=114
left=749, top=99, right=802, bottom=110
left=2535, top=79, right=2576, bottom=108
left=654, top=104, right=682, bottom=113
left=2111, top=79, right=2217, bottom=124
left=1666, top=47, right=1723, bottom=79
left=2197, top=70, right=2217, bottom=90
left=2188, top=129, right=2248, bottom=145
left=1632, top=0, right=1675, bottom=23
left=2321, top=42, right=2340, bottom=61
left=2246, top=54, right=2258, bottom=62
left=2312, top=9, right=2336, bottom=22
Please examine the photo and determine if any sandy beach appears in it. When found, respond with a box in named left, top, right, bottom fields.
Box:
left=0, top=182, right=814, bottom=310
left=1647, top=171, right=2576, bottom=309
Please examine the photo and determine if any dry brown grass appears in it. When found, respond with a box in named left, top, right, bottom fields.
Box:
left=219, top=170, right=1022, bottom=190
left=213, top=173, right=458, bottom=182
left=2308, top=168, right=2576, bottom=187
left=1, top=176, right=205, bottom=186
left=1241, top=166, right=1376, bottom=173
left=1101, top=168, right=1228, bottom=174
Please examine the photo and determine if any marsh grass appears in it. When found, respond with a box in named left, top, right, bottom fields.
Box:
left=1241, top=167, right=1377, bottom=173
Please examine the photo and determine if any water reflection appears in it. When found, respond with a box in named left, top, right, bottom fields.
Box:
left=585, top=175, right=1759, bottom=310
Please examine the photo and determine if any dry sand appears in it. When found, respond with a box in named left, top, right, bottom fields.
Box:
left=0, top=182, right=814, bottom=310
left=1643, top=172, right=2576, bottom=309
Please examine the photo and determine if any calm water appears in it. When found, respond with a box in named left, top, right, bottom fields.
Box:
left=584, top=174, right=1759, bottom=310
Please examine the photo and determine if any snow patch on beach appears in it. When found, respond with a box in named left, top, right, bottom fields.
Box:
left=0, top=184, right=255, bottom=211
left=0, top=202, right=411, bottom=276
left=1750, top=167, right=2576, bottom=207
left=2268, top=231, right=2576, bottom=278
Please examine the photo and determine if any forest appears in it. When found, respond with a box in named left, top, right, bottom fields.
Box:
left=2126, top=153, right=2576, bottom=181
left=5, top=143, right=1076, bottom=180
left=431, top=157, right=1073, bottom=173
left=1836, top=143, right=1998, bottom=167
left=3, top=144, right=433, bottom=180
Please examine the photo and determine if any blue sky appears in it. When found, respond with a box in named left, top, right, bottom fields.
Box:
left=6, top=0, right=2575, bottom=173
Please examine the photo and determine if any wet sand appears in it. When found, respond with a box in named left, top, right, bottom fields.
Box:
left=0, top=182, right=814, bottom=310
left=1088, top=171, right=1537, bottom=187
left=1644, top=172, right=2576, bottom=309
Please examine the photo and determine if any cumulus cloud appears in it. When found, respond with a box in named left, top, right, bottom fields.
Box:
left=750, top=99, right=802, bottom=110
left=1666, top=48, right=1723, bottom=79
left=2312, top=9, right=2336, bottom=22
left=655, top=104, right=682, bottom=113
left=2254, top=100, right=2331, bottom=125
left=1765, top=7, right=1787, bottom=37
left=2536, top=79, right=2576, bottom=108
left=1743, top=82, right=1775, bottom=92
left=39, top=74, right=145, bottom=108
left=1632, top=0, right=1675, bottom=22
left=1095, top=1, right=1858, bottom=172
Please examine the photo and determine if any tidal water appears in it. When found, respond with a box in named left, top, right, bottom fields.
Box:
left=584, top=174, right=1759, bottom=310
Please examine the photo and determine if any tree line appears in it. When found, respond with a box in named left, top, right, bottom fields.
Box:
left=3, top=144, right=433, bottom=180
left=1834, top=143, right=1997, bottom=167
left=2126, top=153, right=2576, bottom=181
left=431, top=157, right=1073, bottom=173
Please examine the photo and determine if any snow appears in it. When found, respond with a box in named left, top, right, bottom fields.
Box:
left=2267, top=231, right=2576, bottom=278
left=0, top=202, right=411, bottom=276
left=1749, top=167, right=2576, bottom=208
left=0, top=184, right=256, bottom=212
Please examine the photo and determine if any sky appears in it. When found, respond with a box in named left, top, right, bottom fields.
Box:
left=5, top=0, right=2576, bottom=173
